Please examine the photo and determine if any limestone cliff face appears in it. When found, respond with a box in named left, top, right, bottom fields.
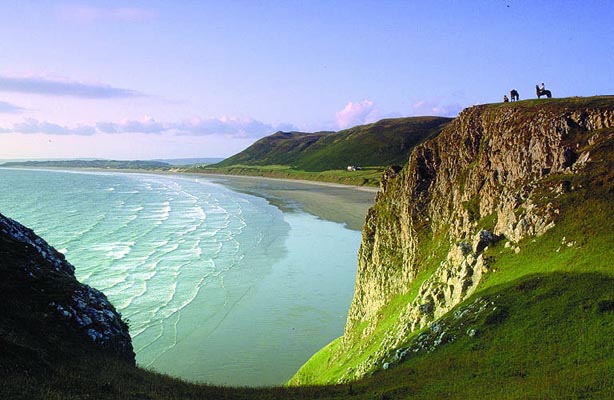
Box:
left=0, top=213, right=135, bottom=367
left=342, top=98, right=614, bottom=379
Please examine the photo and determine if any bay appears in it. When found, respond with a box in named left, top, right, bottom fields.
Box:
left=0, top=168, right=368, bottom=386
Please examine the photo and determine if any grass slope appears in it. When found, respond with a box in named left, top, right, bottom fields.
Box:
left=2, top=275, right=611, bottom=399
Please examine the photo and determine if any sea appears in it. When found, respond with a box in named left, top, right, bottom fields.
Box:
left=0, top=168, right=362, bottom=386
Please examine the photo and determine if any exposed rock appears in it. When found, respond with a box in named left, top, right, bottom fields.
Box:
left=562, top=148, right=578, bottom=168
left=0, top=212, right=135, bottom=364
left=473, top=230, right=500, bottom=253
left=380, top=296, right=498, bottom=371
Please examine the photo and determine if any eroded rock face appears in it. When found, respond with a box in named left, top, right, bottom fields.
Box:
left=0, top=213, right=135, bottom=364
left=340, top=99, right=614, bottom=380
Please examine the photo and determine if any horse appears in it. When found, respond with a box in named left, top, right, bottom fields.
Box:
left=510, top=89, right=519, bottom=101
left=536, top=85, right=552, bottom=99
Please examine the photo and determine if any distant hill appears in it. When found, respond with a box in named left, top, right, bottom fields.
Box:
left=153, top=157, right=224, bottom=166
left=214, top=117, right=452, bottom=171
left=0, top=159, right=171, bottom=170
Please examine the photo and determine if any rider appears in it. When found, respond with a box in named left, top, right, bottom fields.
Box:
left=540, top=82, right=546, bottom=92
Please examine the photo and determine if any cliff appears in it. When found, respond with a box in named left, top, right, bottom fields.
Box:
left=292, top=96, right=614, bottom=384
left=0, top=212, right=134, bottom=375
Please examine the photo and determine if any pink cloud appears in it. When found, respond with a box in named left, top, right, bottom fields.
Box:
left=335, top=100, right=379, bottom=129
left=0, top=74, right=144, bottom=98
left=2, top=115, right=295, bottom=139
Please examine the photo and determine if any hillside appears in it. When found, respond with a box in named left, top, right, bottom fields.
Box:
left=291, top=96, right=614, bottom=396
left=212, top=117, right=452, bottom=171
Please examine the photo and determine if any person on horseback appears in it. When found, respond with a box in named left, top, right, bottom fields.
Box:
left=536, top=83, right=552, bottom=99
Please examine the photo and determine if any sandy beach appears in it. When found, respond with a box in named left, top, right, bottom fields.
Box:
left=1, top=166, right=378, bottom=231
left=201, top=174, right=378, bottom=231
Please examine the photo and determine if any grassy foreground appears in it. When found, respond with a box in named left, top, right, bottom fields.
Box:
left=2, top=272, right=611, bottom=399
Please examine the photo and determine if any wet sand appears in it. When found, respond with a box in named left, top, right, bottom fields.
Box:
left=3, top=166, right=379, bottom=231
left=201, top=174, right=378, bottom=231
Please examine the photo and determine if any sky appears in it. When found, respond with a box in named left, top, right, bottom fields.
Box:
left=0, top=0, right=613, bottom=160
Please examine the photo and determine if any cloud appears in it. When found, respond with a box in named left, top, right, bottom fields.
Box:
left=58, top=6, right=156, bottom=23
left=335, top=100, right=379, bottom=129
left=0, top=100, right=25, bottom=114
left=0, top=75, right=144, bottom=98
left=96, top=117, right=167, bottom=134
left=12, top=118, right=96, bottom=136
left=1, top=116, right=296, bottom=138
left=410, top=100, right=463, bottom=117
left=97, top=116, right=293, bottom=138
left=177, top=116, right=289, bottom=138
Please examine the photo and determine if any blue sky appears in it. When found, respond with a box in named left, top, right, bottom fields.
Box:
left=1, top=0, right=613, bottom=159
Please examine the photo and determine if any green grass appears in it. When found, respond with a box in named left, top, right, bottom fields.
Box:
left=4, top=273, right=610, bottom=399
left=190, top=164, right=386, bottom=186
left=360, top=271, right=614, bottom=399
left=486, top=95, right=614, bottom=110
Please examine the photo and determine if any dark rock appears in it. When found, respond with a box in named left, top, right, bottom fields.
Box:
left=561, top=180, right=572, bottom=192
left=597, top=300, right=614, bottom=313
left=474, top=230, right=501, bottom=253
left=0, top=212, right=135, bottom=365
left=419, top=302, right=434, bottom=315
left=458, top=242, right=472, bottom=256
left=485, top=306, right=509, bottom=325
left=562, top=148, right=578, bottom=168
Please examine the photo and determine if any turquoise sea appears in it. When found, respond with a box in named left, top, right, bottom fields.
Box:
left=0, top=168, right=364, bottom=386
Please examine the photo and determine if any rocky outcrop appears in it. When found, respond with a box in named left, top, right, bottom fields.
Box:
left=339, top=97, right=614, bottom=380
left=0, top=213, right=134, bottom=366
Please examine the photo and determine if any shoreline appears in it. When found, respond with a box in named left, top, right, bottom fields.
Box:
left=192, top=171, right=379, bottom=193
left=1, top=166, right=377, bottom=231
left=0, top=165, right=379, bottom=193
left=0, top=167, right=362, bottom=386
